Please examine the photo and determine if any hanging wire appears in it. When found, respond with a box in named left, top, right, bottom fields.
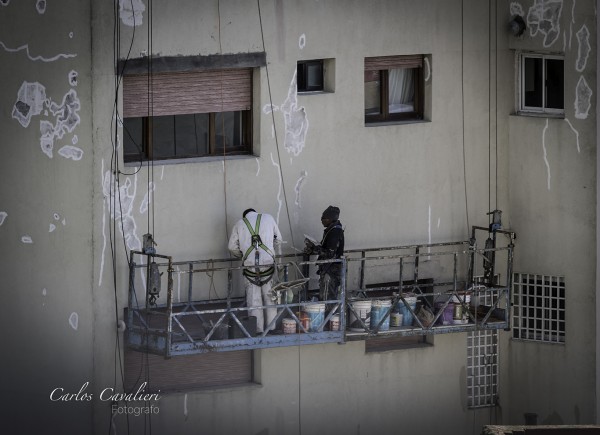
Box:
left=217, top=0, right=230, bottom=242
left=488, top=0, right=492, bottom=225
left=460, top=0, right=470, bottom=235
left=256, top=0, right=297, bottom=250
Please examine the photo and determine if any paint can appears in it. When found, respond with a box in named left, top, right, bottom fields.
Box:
left=435, top=301, right=455, bottom=325
left=451, top=292, right=471, bottom=324
left=396, top=293, right=417, bottom=326
left=282, top=318, right=296, bottom=334
left=329, top=314, right=340, bottom=331
left=390, top=312, right=404, bottom=327
left=296, top=311, right=310, bottom=332
left=303, top=303, right=326, bottom=332
left=348, top=299, right=372, bottom=331
left=370, top=299, right=392, bottom=331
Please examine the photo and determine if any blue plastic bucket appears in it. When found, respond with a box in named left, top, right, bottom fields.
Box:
left=397, top=294, right=417, bottom=326
left=370, top=299, right=392, bottom=331
left=304, top=303, right=325, bottom=332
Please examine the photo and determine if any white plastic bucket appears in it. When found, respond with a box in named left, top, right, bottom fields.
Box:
left=451, top=293, right=471, bottom=324
left=329, top=314, right=340, bottom=331
left=348, top=300, right=372, bottom=331
left=397, top=294, right=417, bottom=326
left=370, top=299, right=392, bottom=331
left=304, top=303, right=326, bottom=332
left=282, top=318, right=296, bottom=334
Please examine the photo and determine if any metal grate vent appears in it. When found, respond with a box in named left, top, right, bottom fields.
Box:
left=467, top=329, right=498, bottom=408
left=512, top=273, right=565, bottom=344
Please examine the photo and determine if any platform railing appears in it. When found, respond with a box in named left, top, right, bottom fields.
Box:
left=126, top=228, right=515, bottom=356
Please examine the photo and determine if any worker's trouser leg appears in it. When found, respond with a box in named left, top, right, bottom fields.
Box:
left=245, top=279, right=276, bottom=333
left=319, top=270, right=341, bottom=302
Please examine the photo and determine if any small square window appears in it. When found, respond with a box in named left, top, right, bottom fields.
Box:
left=364, top=55, right=425, bottom=123
left=520, top=53, right=564, bottom=114
left=297, top=60, right=324, bottom=92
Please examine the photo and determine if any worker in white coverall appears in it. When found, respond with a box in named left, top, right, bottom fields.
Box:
left=228, top=208, right=282, bottom=334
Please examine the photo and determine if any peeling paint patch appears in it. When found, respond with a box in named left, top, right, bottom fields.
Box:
left=424, top=57, right=431, bottom=82
left=262, top=103, right=279, bottom=114
left=58, top=145, right=83, bottom=161
left=72, top=135, right=78, bottom=145
left=140, top=182, right=155, bottom=214
left=294, top=170, right=308, bottom=207
left=69, top=312, right=78, bottom=330
left=270, top=153, right=283, bottom=224
left=69, top=32, right=74, bottom=39
left=0, top=0, right=10, bottom=6
left=183, top=393, right=188, bottom=419
left=564, top=118, right=581, bottom=153
left=510, top=2, right=525, bottom=16
left=0, top=212, right=7, bottom=226
left=527, top=0, right=563, bottom=47
left=99, top=160, right=107, bottom=287
left=13, top=82, right=46, bottom=128
left=160, top=165, right=165, bottom=180
left=575, top=25, right=590, bottom=72
left=36, top=0, right=46, bottom=14
left=281, top=71, right=309, bottom=156
left=21, top=235, right=33, bottom=244
left=102, top=170, right=141, bottom=251
left=68, top=70, right=78, bottom=87
left=53, top=213, right=60, bottom=220
left=298, top=34, right=306, bottom=49
left=62, top=218, right=66, bottom=226
left=437, top=218, right=441, bottom=228
left=255, top=157, right=260, bottom=176
left=119, top=0, right=145, bottom=27
left=542, top=118, right=551, bottom=190
left=574, top=75, right=592, bottom=119
left=42, top=288, right=47, bottom=296
left=49, top=223, right=56, bottom=232
left=0, top=41, right=77, bottom=62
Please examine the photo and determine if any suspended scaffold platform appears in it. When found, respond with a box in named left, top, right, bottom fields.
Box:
left=126, top=226, right=515, bottom=357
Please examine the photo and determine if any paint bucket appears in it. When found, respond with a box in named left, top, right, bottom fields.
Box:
left=348, top=299, right=372, bottom=331
left=296, top=311, right=310, bottom=332
left=435, top=301, right=455, bottom=325
left=282, top=318, right=296, bottom=334
left=370, top=299, right=392, bottom=331
left=329, top=314, right=340, bottom=331
left=303, top=303, right=326, bottom=332
left=451, top=292, right=471, bottom=324
left=390, top=312, right=404, bottom=327
left=396, top=294, right=417, bottom=326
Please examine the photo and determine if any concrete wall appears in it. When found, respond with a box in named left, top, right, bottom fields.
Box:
left=0, top=1, right=94, bottom=434
left=502, top=0, right=597, bottom=427
left=0, top=0, right=596, bottom=434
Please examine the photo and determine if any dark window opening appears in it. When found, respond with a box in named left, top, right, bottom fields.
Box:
left=297, top=60, right=324, bottom=92
left=521, top=54, right=564, bottom=113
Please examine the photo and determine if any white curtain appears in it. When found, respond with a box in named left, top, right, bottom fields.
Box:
left=388, top=68, right=414, bottom=112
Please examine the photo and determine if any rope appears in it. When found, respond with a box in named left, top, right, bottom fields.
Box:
left=460, top=0, right=470, bottom=235
left=256, top=0, right=297, bottom=251
left=217, top=0, right=230, bottom=243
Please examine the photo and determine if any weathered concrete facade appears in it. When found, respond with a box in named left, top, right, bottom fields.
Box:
left=0, top=1, right=596, bottom=434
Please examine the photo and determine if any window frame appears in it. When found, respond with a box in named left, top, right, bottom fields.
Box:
left=519, top=52, right=564, bottom=115
left=123, top=110, right=252, bottom=163
left=297, top=59, right=324, bottom=93
left=364, top=55, right=425, bottom=124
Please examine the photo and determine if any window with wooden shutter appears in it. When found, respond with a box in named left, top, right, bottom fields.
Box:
left=123, top=68, right=254, bottom=162
left=124, top=348, right=254, bottom=393
left=364, top=55, right=425, bottom=123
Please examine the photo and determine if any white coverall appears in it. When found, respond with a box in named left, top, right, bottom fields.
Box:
left=228, top=211, right=282, bottom=333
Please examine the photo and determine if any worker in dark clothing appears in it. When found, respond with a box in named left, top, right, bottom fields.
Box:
left=305, top=205, right=344, bottom=302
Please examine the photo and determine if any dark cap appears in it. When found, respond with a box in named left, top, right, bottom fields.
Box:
left=321, top=205, right=340, bottom=221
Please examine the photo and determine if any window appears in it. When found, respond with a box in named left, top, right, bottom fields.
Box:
left=297, top=60, right=324, bottom=92
left=122, top=68, right=253, bottom=162
left=512, top=273, right=565, bottom=343
left=519, top=53, right=564, bottom=114
left=124, top=348, right=254, bottom=392
left=364, top=55, right=424, bottom=123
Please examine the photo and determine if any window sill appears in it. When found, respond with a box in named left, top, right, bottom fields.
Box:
left=124, top=154, right=257, bottom=167
left=513, top=111, right=565, bottom=119
left=365, top=119, right=430, bottom=127
left=297, top=90, right=334, bottom=96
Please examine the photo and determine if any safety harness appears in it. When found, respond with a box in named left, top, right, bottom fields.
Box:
left=242, top=214, right=275, bottom=286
